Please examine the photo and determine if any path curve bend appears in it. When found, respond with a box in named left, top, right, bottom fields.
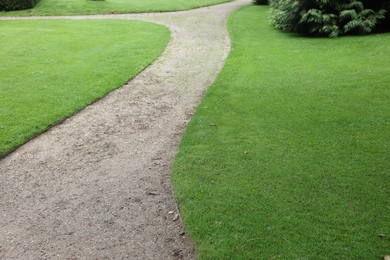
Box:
left=0, top=0, right=249, bottom=258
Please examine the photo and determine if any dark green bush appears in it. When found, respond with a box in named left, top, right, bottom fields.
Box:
left=0, top=0, right=40, bottom=11
left=253, top=0, right=268, bottom=5
left=369, top=0, right=390, bottom=31
left=269, top=0, right=390, bottom=37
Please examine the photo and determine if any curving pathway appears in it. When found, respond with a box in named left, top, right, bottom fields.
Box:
left=0, top=0, right=249, bottom=258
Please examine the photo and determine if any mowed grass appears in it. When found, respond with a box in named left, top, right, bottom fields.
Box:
left=0, top=0, right=231, bottom=16
left=171, top=5, right=390, bottom=259
left=0, top=20, right=169, bottom=156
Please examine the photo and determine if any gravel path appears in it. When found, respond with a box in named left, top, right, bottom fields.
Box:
left=0, top=1, right=249, bottom=258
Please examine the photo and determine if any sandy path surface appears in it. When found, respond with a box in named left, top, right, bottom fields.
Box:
left=0, top=0, right=249, bottom=259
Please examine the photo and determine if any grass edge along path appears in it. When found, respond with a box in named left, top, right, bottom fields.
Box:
left=0, top=0, right=232, bottom=16
left=0, top=19, right=169, bottom=157
left=171, top=5, right=390, bottom=259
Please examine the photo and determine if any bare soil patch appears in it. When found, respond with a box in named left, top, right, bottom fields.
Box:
left=0, top=0, right=249, bottom=258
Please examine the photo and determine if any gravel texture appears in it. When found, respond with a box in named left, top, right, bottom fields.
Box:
left=0, top=0, right=249, bottom=258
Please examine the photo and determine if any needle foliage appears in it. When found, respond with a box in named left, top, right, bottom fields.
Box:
left=270, top=0, right=390, bottom=37
left=0, top=0, right=41, bottom=11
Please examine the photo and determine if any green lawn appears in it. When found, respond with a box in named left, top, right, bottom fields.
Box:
left=0, top=20, right=169, bottom=156
left=0, top=0, right=231, bottom=16
left=171, top=5, right=390, bottom=259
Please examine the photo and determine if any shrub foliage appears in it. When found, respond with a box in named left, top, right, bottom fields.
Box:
left=253, top=0, right=269, bottom=5
left=270, top=0, right=390, bottom=37
left=0, top=0, right=40, bottom=11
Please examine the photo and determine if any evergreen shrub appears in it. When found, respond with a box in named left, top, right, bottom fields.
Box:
left=254, top=0, right=268, bottom=5
left=269, top=0, right=390, bottom=37
left=0, top=0, right=40, bottom=11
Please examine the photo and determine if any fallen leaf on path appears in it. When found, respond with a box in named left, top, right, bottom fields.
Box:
left=173, top=214, right=180, bottom=221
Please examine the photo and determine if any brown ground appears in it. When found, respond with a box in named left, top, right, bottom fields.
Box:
left=0, top=0, right=249, bottom=259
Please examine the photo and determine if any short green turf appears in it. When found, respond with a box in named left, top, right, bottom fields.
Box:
left=0, top=0, right=231, bottom=16
left=171, top=5, right=390, bottom=259
left=0, top=20, right=169, bottom=156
